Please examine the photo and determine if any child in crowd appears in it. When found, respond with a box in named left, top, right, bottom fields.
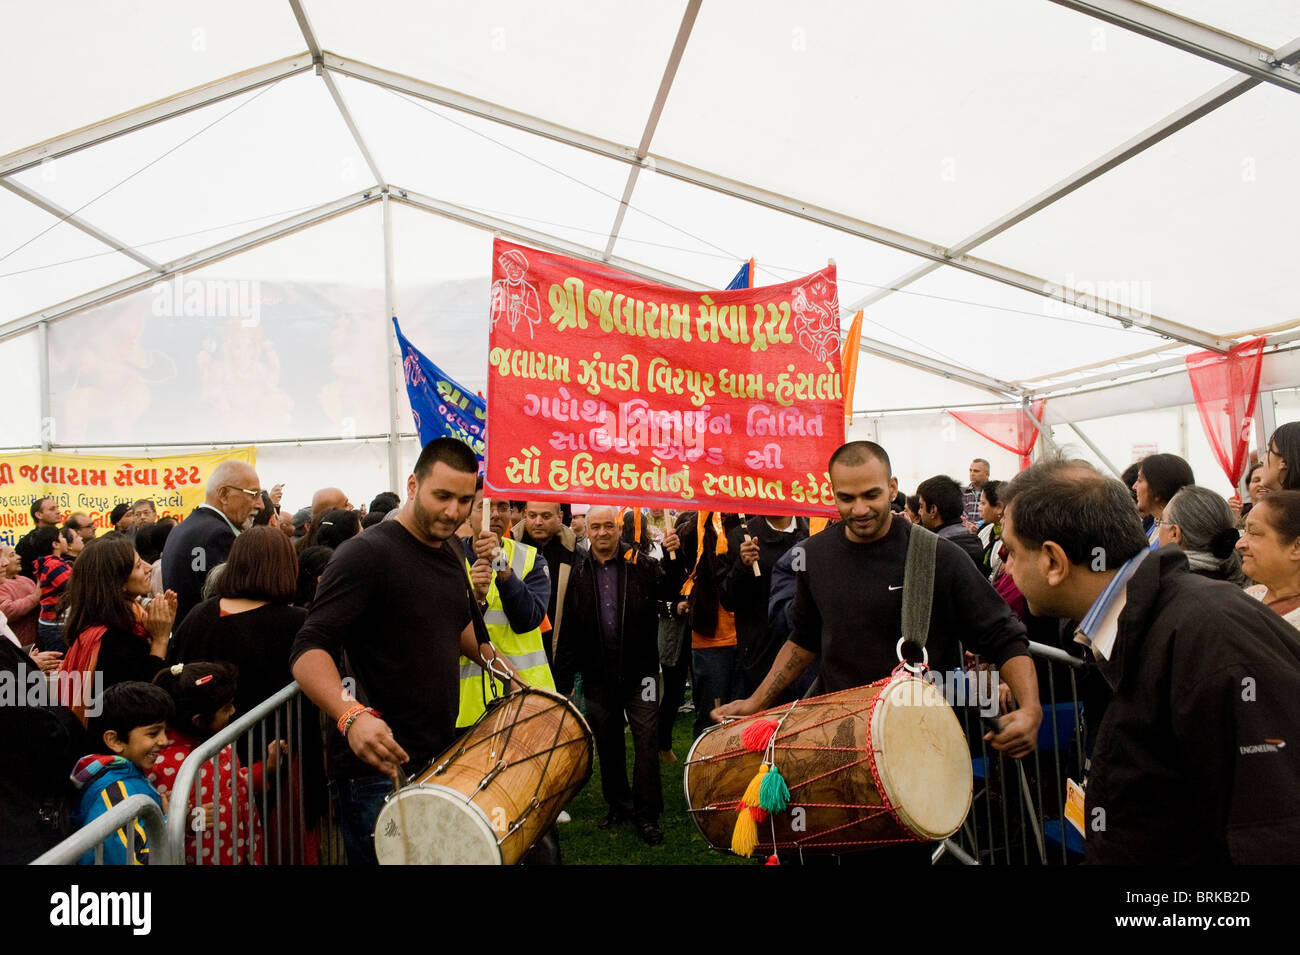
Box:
left=149, top=661, right=277, bottom=865
left=71, top=681, right=173, bottom=865
left=31, top=526, right=72, bottom=653
left=60, top=525, right=86, bottom=564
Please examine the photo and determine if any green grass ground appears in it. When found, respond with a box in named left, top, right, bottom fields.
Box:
left=559, top=700, right=748, bottom=866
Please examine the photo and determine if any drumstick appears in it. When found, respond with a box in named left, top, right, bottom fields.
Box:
left=738, top=512, right=761, bottom=577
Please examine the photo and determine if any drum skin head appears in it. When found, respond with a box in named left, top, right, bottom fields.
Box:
left=373, top=784, right=503, bottom=865
left=871, top=678, right=973, bottom=840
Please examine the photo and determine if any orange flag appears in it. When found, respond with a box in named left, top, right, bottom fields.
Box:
left=841, top=310, right=863, bottom=431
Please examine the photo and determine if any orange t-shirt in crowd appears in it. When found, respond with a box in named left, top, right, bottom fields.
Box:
left=692, top=606, right=737, bottom=650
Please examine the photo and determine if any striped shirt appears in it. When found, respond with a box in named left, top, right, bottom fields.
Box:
left=35, top=555, right=71, bottom=623
left=1074, top=549, right=1148, bottom=661
left=963, top=484, right=983, bottom=526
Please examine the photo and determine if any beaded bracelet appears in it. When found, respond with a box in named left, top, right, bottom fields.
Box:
left=337, top=704, right=370, bottom=737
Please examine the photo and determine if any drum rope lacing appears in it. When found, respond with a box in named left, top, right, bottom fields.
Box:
left=761, top=698, right=800, bottom=853
left=431, top=689, right=588, bottom=844
left=693, top=674, right=931, bottom=851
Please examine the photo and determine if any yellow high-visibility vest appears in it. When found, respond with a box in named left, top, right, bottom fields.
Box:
left=457, top=536, right=556, bottom=727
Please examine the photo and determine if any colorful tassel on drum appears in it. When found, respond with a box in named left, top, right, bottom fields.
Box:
left=729, top=763, right=770, bottom=858
left=731, top=807, right=758, bottom=857
left=758, top=763, right=790, bottom=814
left=742, top=719, right=779, bottom=753
left=742, top=764, right=767, bottom=807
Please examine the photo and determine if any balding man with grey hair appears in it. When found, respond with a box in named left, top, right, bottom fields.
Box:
left=554, top=504, right=682, bottom=845
left=311, top=486, right=350, bottom=517
left=162, top=458, right=263, bottom=624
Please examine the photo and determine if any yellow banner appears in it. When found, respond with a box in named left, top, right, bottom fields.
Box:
left=0, top=448, right=256, bottom=547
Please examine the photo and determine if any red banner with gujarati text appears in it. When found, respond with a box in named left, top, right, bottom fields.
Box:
left=484, top=240, right=844, bottom=516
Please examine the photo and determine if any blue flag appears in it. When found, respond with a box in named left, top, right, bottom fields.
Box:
left=725, top=261, right=750, bottom=290
left=393, top=317, right=486, bottom=462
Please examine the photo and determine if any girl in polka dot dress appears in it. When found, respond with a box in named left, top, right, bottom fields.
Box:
left=149, top=662, right=283, bottom=865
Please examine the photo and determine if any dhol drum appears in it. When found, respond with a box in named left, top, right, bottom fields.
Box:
left=374, top=687, right=592, bottom=864
left=684, top=674, right=972, bottom=856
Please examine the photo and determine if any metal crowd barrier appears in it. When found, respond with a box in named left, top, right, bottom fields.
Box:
left=164, top=681, right=342, bottom=865
left=31, top=680, right=344, bottom=866
left=30, top=794, right=168, bottom=866
left=943, top=640, right=1090, bottom=865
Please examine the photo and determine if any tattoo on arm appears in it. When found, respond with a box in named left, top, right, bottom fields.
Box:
left=756, top=643, right=813, bottom=708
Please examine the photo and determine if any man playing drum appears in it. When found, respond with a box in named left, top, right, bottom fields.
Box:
left=291, top=438, right=510, bottom=865
left=713, top=441, right=1042, bottom=861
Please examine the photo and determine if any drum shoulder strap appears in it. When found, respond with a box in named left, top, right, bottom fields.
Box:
left=901, top=524, right=938, bottom=650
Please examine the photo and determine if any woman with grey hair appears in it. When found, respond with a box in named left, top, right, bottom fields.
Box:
left=1157, top=486, right=1246, bottom=585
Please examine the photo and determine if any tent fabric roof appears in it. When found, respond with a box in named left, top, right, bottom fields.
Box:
left=3, top=0, right=1299, bottom=427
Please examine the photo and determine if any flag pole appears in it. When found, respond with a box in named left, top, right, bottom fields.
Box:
left=740, top=260, right=762, bottom=576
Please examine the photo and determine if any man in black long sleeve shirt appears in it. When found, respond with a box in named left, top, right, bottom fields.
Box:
left=788, top=515, right=1026, bottom=688
left=290, top=439, right=507, bottom=865
left=716, top=442, right=1041, bottom=757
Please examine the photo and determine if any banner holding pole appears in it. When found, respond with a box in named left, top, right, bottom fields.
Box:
left=484, top=240, right=844, bottom=516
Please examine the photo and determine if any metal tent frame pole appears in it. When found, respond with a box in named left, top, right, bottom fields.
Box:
left=38, top=321, right=51, bottom=452
left=392, top=186, right=1020, bottom=401
left=382, top=192, right=400, bottom=490
left=0, top=43, right=1247, bottom=355
left=602, top=0, right=701, bottom=258
left=843, top=35, right=1300, bottom=320
left=320, top=53, right=1230, bottom=353
left=0, top=189, right=382, bottom=342
left=1066, top=422, right=1124, bottom=479
left=0, top=54, right=314, bottom=178
left=1023, top=398, right=1059, bottom=460
left=1047, top=1, right=1300, bottom=95
left=1253, top=390, right=1278, bottom=496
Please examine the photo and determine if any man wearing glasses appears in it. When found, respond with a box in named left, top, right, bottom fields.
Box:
left=64, top=512, right=97, bottom=544
left=160, top=460, right=263, bottom=625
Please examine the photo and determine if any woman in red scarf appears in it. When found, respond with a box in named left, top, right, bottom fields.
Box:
left=59, top=537, right=177, bottom=724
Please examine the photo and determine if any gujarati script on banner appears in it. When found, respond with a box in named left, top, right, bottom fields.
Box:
left=484, top=240, right=844, bottom=516
left=0, top=448, right=257, bottom=547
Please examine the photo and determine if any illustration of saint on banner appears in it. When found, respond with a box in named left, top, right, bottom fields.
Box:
left=490, top=249, right=542, bottom=338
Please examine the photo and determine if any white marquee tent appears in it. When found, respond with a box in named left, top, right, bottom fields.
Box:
left=3, top=0, right=1299, bottom=504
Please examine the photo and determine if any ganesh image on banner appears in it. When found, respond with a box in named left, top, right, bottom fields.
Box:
left=791, top=275, right=840, bottom=362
